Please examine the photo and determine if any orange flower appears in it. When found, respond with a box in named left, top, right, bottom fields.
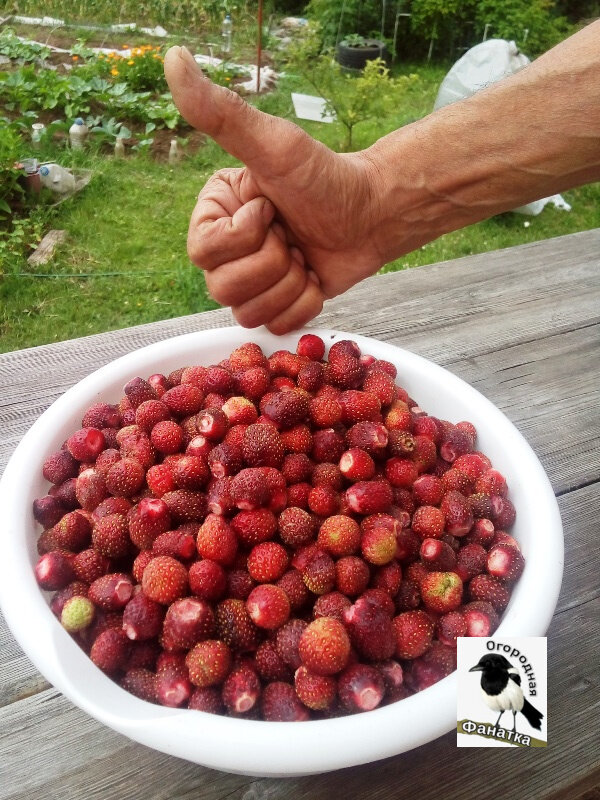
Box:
left=71, top=54, right=79, bottom=61
left=128, top=59, right=134, bottom=65
left=122, top=44, right=129, bottom=49
left=111, top=68, right=119, bottom=76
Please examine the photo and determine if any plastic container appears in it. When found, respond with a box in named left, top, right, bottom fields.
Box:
left=69, top=118, right=89, bottom=150
left=221, top=14, right=232, bottom=54
left=31, top=123, right=46, bottom=149
left=168, top=138, right=179, bottom=165
left=114, top=138, right=125, bottom=159
left=39, top=163, right=76, bottom=194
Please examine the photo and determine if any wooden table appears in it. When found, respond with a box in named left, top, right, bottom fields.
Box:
left=1, top=230, right=599, bottom=800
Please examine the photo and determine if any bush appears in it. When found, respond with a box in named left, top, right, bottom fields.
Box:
left=474, top=0, right=572, bottom=55
left=0, top=122, right=24, bottom=219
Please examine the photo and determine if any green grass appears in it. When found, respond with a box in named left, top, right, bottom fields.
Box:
left=2, top=59, right=599, bottom=353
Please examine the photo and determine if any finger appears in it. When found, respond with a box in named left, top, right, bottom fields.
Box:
left=204, top=227, right=290, bottom=306
left=188, top=192, right=276, bottom=271
left=232, top=257, right=311, bottom=329
left=266, top=278, right=325, bottom=336
left=164, top=45, right=315, bottom=176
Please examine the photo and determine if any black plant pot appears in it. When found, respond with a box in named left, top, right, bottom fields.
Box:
left=335, top=39, right=390, bottom=70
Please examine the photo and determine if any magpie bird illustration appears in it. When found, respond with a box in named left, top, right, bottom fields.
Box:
left=469, top=653, right=543, bottom=733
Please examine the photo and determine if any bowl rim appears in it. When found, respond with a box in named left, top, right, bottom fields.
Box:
left=0, top=327, right=564, bottom=776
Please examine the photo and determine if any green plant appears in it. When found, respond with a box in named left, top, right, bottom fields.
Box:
left=0, top=121, right=24, bottom=219
left=305, top=0, right=382, bottom=47
left=90, top=117, right=133, bottom=144
left=0, top=27, right=51, bottom=62
left=474, top=0, right=572, bottom=55
left=340, top=34, right=368, bottom=47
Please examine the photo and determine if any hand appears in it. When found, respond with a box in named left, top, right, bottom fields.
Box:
left=164, top=46, right=386, bottom=334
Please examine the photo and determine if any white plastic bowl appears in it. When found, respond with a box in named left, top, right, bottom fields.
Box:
left=0, top=328, right=563, bottom=776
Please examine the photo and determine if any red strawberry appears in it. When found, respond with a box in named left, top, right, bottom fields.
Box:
left=75, top=469, right=107, bottom=511
left=261, top=682, right=309, bottom=721
left=346, top=422, right=389, bottom=454
left=260, top=466, right=288, bottom=512
left=94, top=449, right=122, bottom=478
left=276, top=618, right=308, bottom=670
left=362, top=370, right=396, bottom=406
left=468, top=574, right=510, bottom=611
left=88, top=573, right=133, bottom=611
left=490, top=495, right=517, bottom=529
left=329, top=339, right=361, bottom=361
left=412, top=415, right=441, bottom=442
left=146, top=463, right=176, bottom=497
left=310, top=462, right=342, bottom=490
left=152, top=530, right=196, bottom=560
left=299, top=617, right=351, bottom=675
left=122, top=593, right=164, bottom=640
left=230, top=467, right=269, bottom=510
left=313, top=591, right=352, bottom=622
left=308, top=485, right=340, bottom=516
left=476, top=468, right=508, bottom=497
left=282, top=453, right=314, bottom=484
left=188, top=559, right=226, bottom=602
left=339, top=390, right=381, bottom=424
left=487, top=543, right=525, bottom=582
left=222, top=663, right=261, bottom=714
left=206, top=443, right=242, bottom=478
left=135, top=400, right=170, bottom=433
left=186, top=640, right=232, bottom=688
left=197, top=514, right=238, bottom=566
left=338, top=663, right=385, bottom=712
left=297, top=361, right=325, bottom=392
left=465, top=518, right=496, bottom=548
left=297, top=333, right=325, bottom=361
left=162, top=490, right=207, bottom=523
left=412, top=474, right=444, bottom=506
left=392, top=610, right=434, bottom=659
left=124, top=377, right=158, bottom=409
left=420, top=538, right=457, bottom=571
left=280, top=424, right=313, bottom=454
left=32, top=496, right=66, bottom=529
left=142, top=556, right=188, bottom=605
left=412, top=506, right=445, bottom=539
left=384, top=401, right=412, bottom=432
left=420, top=571, right=463, bottom=613
left=43, top=449, right=79, bottom=485
left=346, top=480, right=393, bottom=515
left=286, top=481, right=312, bottom=509
left=52, top=511, right=92, bottom=552
left=437, top=610, right=466, bottom=646
left=207, top=476, right=235, bottom=516
left=385, top=457, right=418, bottom=489
left=121, top=668, right=158, bottom=703
left=440, top=490, right=473, bottom=537
left=71, top=548, right=110, bottom=583
left=408, top=641, right=457, bottom=691
left=247, top=542, right=289, bottom=583
left=372, top=561, right=403, bottom=596
left=132, top=550, right=153, bottom=583
left=262, top=390, right=309, bottom=429
left=317, top=515, right=360, bottom=557
left=92, top=514, right=130, bottom=559
left=309, top=396, right=343, bottom=428
left=162, top=384, right=204, bottom=416
left=236, top=366, right=270, bottom=402
left=215, top=598, right=259, bottom=652
left=339, top=448, right=375, bottom=481
left=394, top=578, right=421, bottom=612
left=150, top=421, right=185, bottom=454
left=463, top=600, right=499, bottom=636
left=455, top=542, right=487, bottom=581
left=361, top=527, right=397, bottom=566
left=255, top=639, right=293, bottom=682
left=440, top=427, right=473, bottom=463
left=90, top=628, right=130, bottom=673
left=242, top=424, right=284, bottom=468
left=228, top=342, right=266, bottom=372
left=172, top=455, right=210, bottom=491
left=226, top=569, right=256, bottom=601
left=277, top=569, right=310, bottom=610
left=221, top=396, right=258, bottom=426
left=162, top=597, right=215, bottom=650
left=299, top=548, right=336, bottom=596
left=453, top=452, right=490, bottom=480
left=126, top=498, right=170, bottom=550
left=51, top=583, right=89, bottom=622
left=66, top=428, right=106, bottom=462
left=246, top=584, right=290, bottom=629
left=343, top=594, right=395, bottom=661
left=387, top=430, right=416, bottom=458
left=231, top=508, right=277, bottom=546
left=311, top=428, right=346, bottom=463
left=335, top=556, right=370, bottom=597
left=325, top=354, right=364, bottom=389
left=201, top=366, right=234, bottom=396
left=189, top=686, right=225, bottom=714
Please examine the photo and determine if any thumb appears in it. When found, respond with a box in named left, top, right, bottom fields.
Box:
left=164, top=45, right=309, bottom=175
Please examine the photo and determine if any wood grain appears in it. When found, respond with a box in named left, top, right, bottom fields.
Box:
left=1, top=229, right=599, bottom=799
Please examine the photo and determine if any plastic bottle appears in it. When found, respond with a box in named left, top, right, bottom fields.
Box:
left=69, top=117, right=89, bottom=150
left=114, top=137, right=125, bottom=159
left=39, top=163, right=76, bottom=193
left=221, top=14, right=232, bottom=54
left=31, top=123, right=45, bottom=149
left=168, top=139, right=179, bottom=165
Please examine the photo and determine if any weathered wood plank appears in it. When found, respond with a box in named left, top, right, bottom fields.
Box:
left=27, top=230, right=68, bottom=266
left=0, top=596, right=597, bottom=800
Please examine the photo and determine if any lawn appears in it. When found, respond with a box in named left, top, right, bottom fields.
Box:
left=1, top=23, right=599, bottom=353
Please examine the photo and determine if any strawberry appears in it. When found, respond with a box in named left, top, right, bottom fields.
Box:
left=229, top=342, right=267, bottom=372
left=122, top=593, right=164, bottom=640
left=207, top=476, right=235, bottom=516
left=346, top=480, right=393, bottom=515
left=387, top=430, right=416, bottom=458
left=311, top=428, right=346, bottom=463
left=66, top=428, right=106, bottom=462
left=455, top=542, right=487, bottom=581
left=408, top=642, right=457, bottom=691
left=463, top=600, right=499, bottom=636
left=297, top=333, right=325, bottom=361
left=313, top=591, right=352, bottom=622
left=162, top=597, right=215, bottom=650
left=162, top=384, right=204, bottom=416
left=276, top=619, right=308, bottom=669
left=188, top=686, right=225, bottom=714
left=282, top=453, right=314, bottom=484
left=338, top=663, right=385, bottom=712
left=90, top=628, right=130, bottom=673
left=75, top=469, right=108, bottom=511
left=201, top=366, right=234, bottom=396
left=392, top=610, right=434, bottom=659
left=308, top=485, right=340, bottom=516
left=247, top=542, right=289, bottom=583
left=186, top=640, right=232, bottom=688
left=277, top=569, right=310, bottom=610
left=255, top=640, right=293, bottom=682
left=135, top=400, right=170, bottom=433
left=325, top=355, right=364, bottom=389
left=222, top=664, right=261, bottom=714
left=52, top=511, right=92, bottom=552
left=412, top=506, right=445, bottom=539
left=162, top=490, right=207, bottom=523
left=124, top=377, right=157, bottom=409
left=152, top=530, right=196, bottom=560
left=385, top=457, right=418, bottom=489
left=343, top=594, right=395, bottom=661
left=92, top=514, right=130, bottom=559
left=487, top=543, right=525, bottom=582
left=261, top=682, right=310, bottom=721
left=362, top=370, right=396, bottom=406
left=384, top=401, right=412, bottom=432
left=280, top=424, right=313, bottom=454
left=346, top=421, right=389, bottom=455
left=419, top=538, right=457, bottom=571
left=440, top=491, right=474, bottom=537
left=242, top=424, right=284, bottom=468
left=246, top=584, right=290, bottom=629
left=71, top=548, right=110, bottom=583
left=88, top=573, right=133, bottom=611
left=43, top=449, right=79, bottom=485
left=311, top=462, right=343, bottom=489
left=412, top=474, right=444, bottom=506
left=81, top=402, right=120, bottom=430
left=262, top=390, right=309, bottom=429
left=329, top=339, right=361, bottom=361
left=335, top=556, right=370, bottom=597
left=361, top=527, right=397, bottom=565
left=465, top=518, right=496, bottom=548
left=412, top=415, right=441, bottom=442
left=230, top=467, right=269, bottom=510
left=468, top=492, right=494, bottom=519
left=60, top=596, right=95, bottom=632
left=127, top=497, right=171, bottom=550
left=411, top=435, right=437, bottom=473
left=150, top=421, right=185, bottom=454
left=121, top=669, right=158, bottom=703
left=172, top=455, right=210, bottom=491
left=309, top=396, right=343, bottom=428
left=372, top=561, right=403, bottom=596
left=339, top=390, right=381, bottom=424
left=437, top=610, right=466, bottom=646
left=453, top=452, right=490, bottom=480
left=300, top=549, right=336, bottom=596
left=236, top=367, right=270, bottom=401
left=197, top=514, right=238, bottom=566
left=94, top=449, right=122, bottom=478
left=188, top=559, right=226, bottom=602
left=490, top=495, right=517, bottom=529
left=32, top=496, right=66, bottom=529
left=339, top=448, right=375, bottom=481
left=132, top=550, right=153, bottom=584
left=394, top=578, right=421, bottom=612
left=231, top=508, right=277, bottom=546
left=146, top=463, right=176, bottom=497
left=119, top=432, right=155, bottom=470
left=215, top=598, right=259, bottom=652
left=420, top=571, right=463, bottom=613
left=226, top=570, right=256, bottom=601
left=295, top=666, right=337, bottom=711
left=299, top=617, right=351, bottom=675
left=142, top=556, right=188, bottom=605
left=222, top=396, right=258, bottom=425
left=297, top=362, right=325, bottom=392
left=476, top=468, right=508, bottom=497
left=286, top=481, right=312, bottom=509
left=317, top=515, right=361, bottom=557
left=468, top=574, right=510, bottom=611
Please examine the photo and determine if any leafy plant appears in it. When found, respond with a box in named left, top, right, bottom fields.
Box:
left=340, top=34, right=368, bottom=47
left=90, top=117, right=133, bottom=144
left=474, top=0, right=572, bottom=55
left=0, top=121, right=24, bottom=219
left=0, top=27, right=51, bottom=63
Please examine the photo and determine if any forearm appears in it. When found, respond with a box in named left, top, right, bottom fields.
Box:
left=364, top=21, right=600, bottom=263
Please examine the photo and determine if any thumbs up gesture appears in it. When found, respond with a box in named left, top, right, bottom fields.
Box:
left=164, top=46, right=387, bottom=334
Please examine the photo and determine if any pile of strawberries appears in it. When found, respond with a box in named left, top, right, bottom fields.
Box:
left=32, top=335, right=524, bottom=720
